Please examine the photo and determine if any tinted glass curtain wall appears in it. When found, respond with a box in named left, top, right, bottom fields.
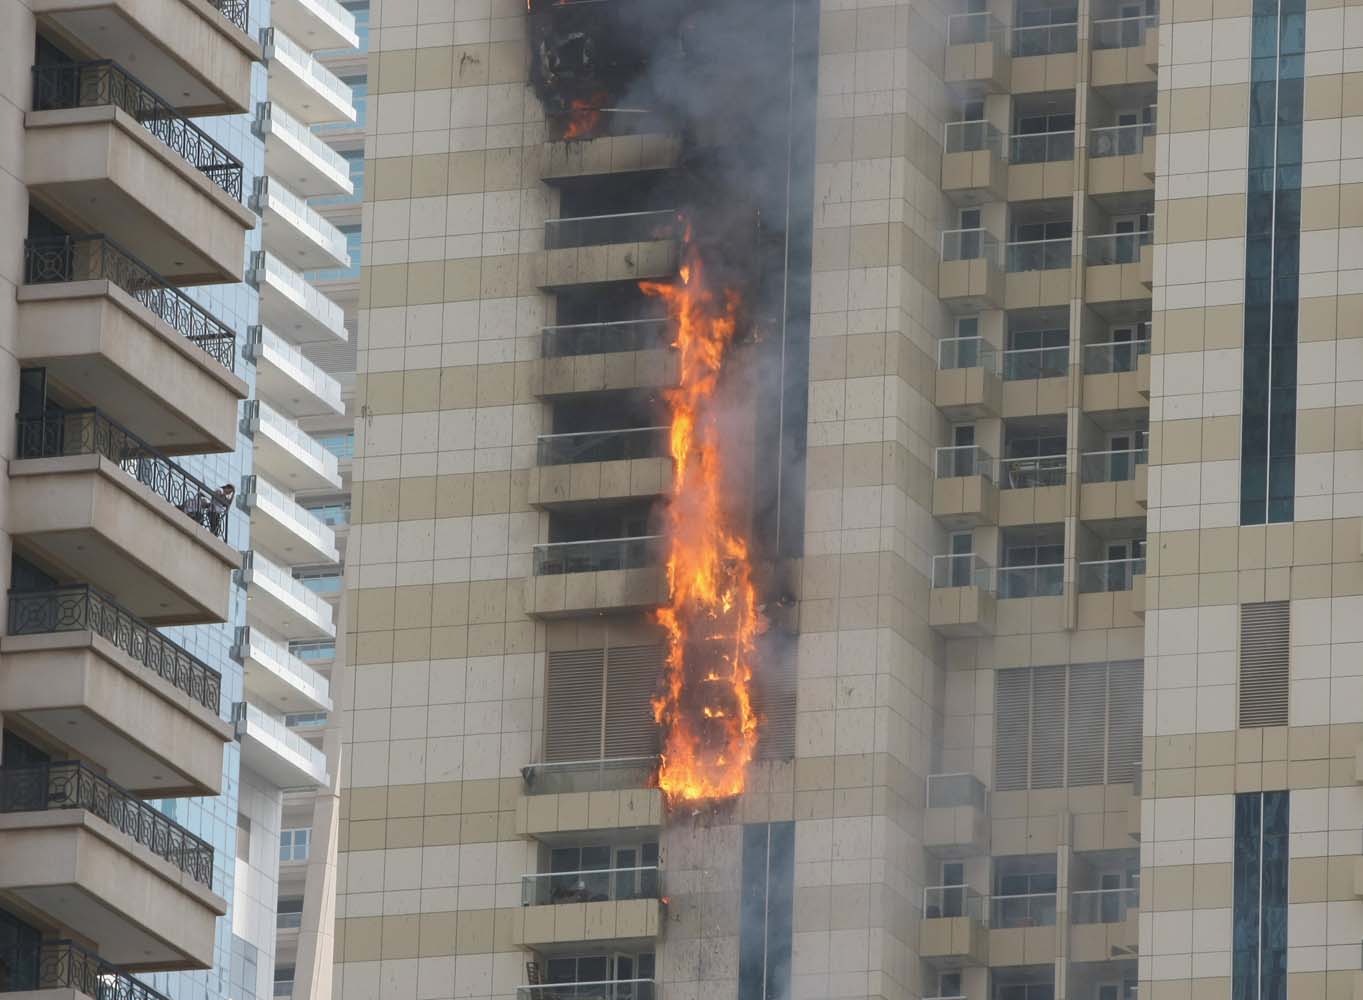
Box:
left=1232, top=791, right=1289, bottom=1000
left=1240, top=0, right=1304, bottom=524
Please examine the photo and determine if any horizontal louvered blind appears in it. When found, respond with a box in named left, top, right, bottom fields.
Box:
left=753, top=653, right=797, bottom=761
left=995, top=668, right=1031, bottom=791
left=1066, top=663, right=1107, bottom=787
left=1239, top=601, right=1289, bottom=728
left=545, top=648, right=605, bottom=762
left=1106, top=660, right=1142, bottom=782
left=1030, top=665, right=1067, bottom=789
left=603, top=645, right=662, bottom=757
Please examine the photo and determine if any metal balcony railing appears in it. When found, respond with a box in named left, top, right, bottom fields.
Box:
left=15, top=408, right=232, bottom=541
left=935, top=444, right=994, bottom=480
left=1002, top=343, right=1069, bottom=379
left=209, top=0, right=250, bottom=31
left=7, top=585, right=222, bottom=713
left=31, top=61, right=244, bottom=200
left=992, top=890, right=1058, bottom=927
left=944, top=119, right=1004, bottom=156
left=1012, top=20, right=1078, bottom=55
left=545, top=106, right=672, bottom=142
left=23, top=235, right=236, bottom=371
left=544, top=209, right=682, bottom=250
left=1089, top=121, right=1155, bottom=158
left=1009, top=129, right=1076, bottom=164
left=923, top=884, right=985, bottom=920
left=515, top=982, right=655, bottom=1000
left=931, top=553, right=994, bottom=590
left=1084, top=338, right=1150, bottom=373
left=0, top=761, right=215, bottom=887
left=0, top=938, right=177, bottom=1000
left=1087, top=230, right=1153, bottom=266
left=537, top=426, right=670, bottom=466
left=1071, top=886, right=1139, bottom=923
left=926, top=772, right=987, bottom=809
left=541, top=318, right=673, bottom=358
left=941, top=227, right=1000, bottom=264
left=946, top=10, right=1007, bottom=44
left=520, top=865, right=660, bottom=906
left=999, top=454, right=1067, bottom=489
left=1005, top=236, right=1072, bottom=271
left=531, top=535, right=664, bottom=575
left=1080, top=447, right=1147, bottom=483
left=997, top=563, right=1064, bottom=598
left=938, top=335, right=997, bottom=371
left=1092, top=13, right=1157, bottom=48
left=1078, top=556, right=1145, bottom=592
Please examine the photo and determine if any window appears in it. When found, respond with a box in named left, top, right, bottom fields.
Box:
left=280, top=828, right=311, bottom=863
left=277, top=896, right=304, bottom=930
left=1233, top=791, right=1289, bottom=1000
left=542, top=842, right=660, bottom=902
left=738, top=823, right=794, bottom=1000
left=1239, top=602, right=1289, bottom=727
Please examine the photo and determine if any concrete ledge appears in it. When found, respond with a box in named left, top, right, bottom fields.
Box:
left=516, top=788, right=663, bottom=837
left=515, top=898, right=662, bottom=948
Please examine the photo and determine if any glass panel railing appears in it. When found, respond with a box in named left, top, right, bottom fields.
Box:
left=235, top=701, right=329, bottom=777
left=1089, top=122, right=1154, bottom=158
left=991, top=891, right=1058, bottom=927
left=923, top=885, right=985, bottom=920
left=944, top=119, right=1004, bottom=155
left=1071, top=886, right=1139, bottom=923
left=238, top=626, right=330, bottom=706
left=252, top=251, right=347, bottom=333
left=248, top=474, right=336, bottom=554
left=263, top=27, right=355, bottom=113
left=935, top=445, right=994, bottom=480
left=253, top=178, right=350, bottom=265
left=531, top=536, right=664, bottom=575
left=1077, top=557, right=1145, bottom=592
left=1002, top=344, right=1069, bottom=379
left=997, top=563, right=1064, bottom=598
left=302, top=502, right=351, bottom=526
left=244, top=550, right=336, bottom=627
left=1084, top=338, right=1150, bottom=373
left=998, top=454, right=1067, bottom=489
left=931, top=554, right=994, bottom=590
left=515, top=982, right=655, bottom=1000
left=926, top=772, right=987, bottom=809
left=255, top=103, right=352, bottom=184
left=1086, top=230, right=1153, bottom=266
left=249, top=399, right=340, bottom=480
left=1012, top=21, right=1078, bottom=55
left=520, top=756, right=660, bottom=795
left=941, top=228, right=1000, bottom=264
left=541, top=318, right=673, bottom=358
left=536, top=426, right=670, bottom=466
left=544, top=209, right=682, bottom=250
left=947, top=10, right=1007, bottom=44
left=1005, top=237, right=1072, bottom=271
left=1092, top=13, right=1157, bottom=48
left=1080, top=448, right=1147, bottom=482
left=938, top=335, right=998, bottom=371
left=520, top=866, right=661, bottom=906
left=1009, top=130, right=1076, bottom=164
left=250, top=326, right=345, bottom=412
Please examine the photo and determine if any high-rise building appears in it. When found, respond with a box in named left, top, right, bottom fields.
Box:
left=304, top=0, right=1363, bottom=996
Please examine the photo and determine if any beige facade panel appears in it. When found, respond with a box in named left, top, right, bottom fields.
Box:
left=533, top=348, right=678, bottom=397
left=929, top=585, right=997, bottom=636
left=0, top=811, right=227, bottom=970
left=1003, top=374, right=1068, bottom=417
left=1008, top=161, right=1075, bottom=202
left=31, top=0, right=261, bottom=116
left=1087, top=151, right=1153, bottom=197
left=527, top=457, right=672, bottom=508
left=933, top=474, right=999, bottom=528
left=1010, top=52, right=1077, bottom=94
left=999, top=483, right=1066, bottom=526
left=989, top=925, right=1057, bottom=966
left=945, top=41, right=1010, bottom=92
left=514, top=898, right=662, bottom=949
left=515, top=788, right=663, bottom=837
left=923, top=803, right=989, bottom=857
left=993, top=593, right=1067, bottom=633
left=0, top=630, right=231, bottom=797
left=935, top=364, right=1003, bottom=418
left=1075, top=588, right=1144, bottom=630
left=1089, top=46, right=1156, bottom=88
left=919, top=914, right=989, bottom=965
left=16, top=281, right=248, bottom=455
left=939, top=257, right=1005, bottom=311
left=943, top=149, right=1009, bottom=204
left=1085, top=261, right=1151, bottom=305
left=540, top=133, right=683, bottom=181
left=1080, top=369, right=1147, bottom=415
left=539, top=240, right=678, bottom=289
left=1079, top=475, right=1146, bottom=522
left=524, top=566, right=667, bottom=618
left=8, top=455, right=239, bottom=625
left=1005, top=266, right=1072, bottom=310
left=25, top=107, right=255, bottom=285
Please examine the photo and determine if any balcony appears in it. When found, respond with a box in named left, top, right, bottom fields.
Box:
left=936, top=337, right=1003, bottom=417
left=251, top=251, right=348, bottom=345
left=1091, top=15, right=1158, bottom=85
left=243, top=550, right=336, bottom=640
left=1005, top=237, right=1072, bottom=309
left=248, top=326, right=345, bottom=417
left=942, top=121, right=1008, bottom=204
left=18, top=236, right=247, bottom=455
left=998, top=455, right=1067, bottom=526
left=8, top=409, right=239, bottom=624
left=257, top=102, right=354, bottom=198
left=944, top=12, right=1011, bottom=92
left=1, top=939, right=185, bottom=1000
left=233, top=702, right=330, bottom=789
left=990, top=892, right=1058, bottom=966
left=1070, top=886, right=1139, bottom=961
left=263, top=27, right=357, bottom=125
left=1010, top=22, right=1078, bottom=92
left=1082, top=338, right=1150, bottom=413
left=919, top=886, right=989, bottom=965
left=248, top=399, right=343, bottom=491
left=1079, top=448, right=1147, bottom=519
left=939, top=229, right=1005, bottom=311
left=1, top=585, right=231, bottom=797
left=924, top=773, right=989, bottom=856
left=1002, top=344, right=1069, bottom=415
left=271, top=0, right=357, bottom=49
left=526, top=537, right=667, bottom=618
left=1008, top=130, right=1075, bottom=201
left=26, top=62, right=254, bottom=284
left=929, top=554, right=996, bottom=636
left=528, top=427, right=672, bottom=507
left=236, top=626, right=332, bottom=714
left=540, top=210, right=682, bottom=288
left=1088, top=123, right=1156, bottom=195
left=515, top=982, right=654, bottom=1000
left=541, top=112, right=682, bottom=180
left=933, top=446, right=998, bottom=527
left=517, top=761, right=663, bottom=836
left=31, top=0, right=261, bottom=116
left=0, top=760, right=226, bottom=970
left=1085, top=232, right=1153, bottom=303
left=244, top=475, right=339, bottom=564
left=516, top=865, right=662, bottom=948
left=1076, top=556, right=1145, bottom=627
left=534, top=319, right=677, bottom=397
left=254, top=177, right=351, bottom=271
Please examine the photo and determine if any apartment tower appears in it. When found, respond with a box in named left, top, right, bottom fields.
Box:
left=339, top=0, right=1363, bottom=997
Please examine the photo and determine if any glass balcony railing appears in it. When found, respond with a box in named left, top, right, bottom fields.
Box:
left=931, top=553, right=994, bottom=590
left=992, top=890, right=1058, bottom=927
left=1012, top=21, right=1078, bottom=55
left=250, top=326, right=345, bottom=412
left=947, top=10, right=1007, bottom=44
left=938, top=335, right=997, bottom=371
left=926, top=772, right=987, bottom=809
left=255, top=102, right=352, bottom=186
left=291, top=640, right=336, bottom=663
left=998, top=454, right=1067, bottom=489
left=944, top=119, right=1004, bottom=156
left=1071, top=886, right=1139, bottom=923
left=1083, top=338, right=1150, bottom=373
left=253, top=178, right=351, bottom=265
left=1005, top=237, right=1072, bottom=271
left=541, top=318, right=673, bottom=358
left=248, top=474, right=336, bottom=554
left=1092, top=13, right=1157, bottom=48
left=1089, top=121, right=1154, bottom=158
left=316, top=432, right=355, bottom=460
left=1002, top=344, right=1069, bottom=379
left=1009, top=130, right=1076, bottom=164
left=244, top=550, right=336, bottom=628
left=521, top=866, right=660, bottom=906
left=1077, top=556, right=1145, bottom=593
left=536, top=427, right=670, bottom=466
left=997, top=563, right=1064, bottom=599
left=515, top=982, right=655, bottom=1000
left=249, top=400, right=339, bottom=479
left=520, top=756, right=660, bottom=795
left=923, top=885, right=985, bottom=920
left=277, top=911, right=303, bottom=930
left=263, top=27, right=355, bottom=113
left=1080, top=447, right=1147, bottom=483
left=303, top=502, right=351, bottom=526
left=531, top=536, right=664, bottom=575
left=234, top=702, right=329, bottom=779
left=941, top=227, right=1000, bottom=264
left=251, top=251, right=347, bottom=334
left=1086, top=231, right=1153, bottom=266
left=935, top=444, right=994, bottom=480
left=238, top=626, right=330, bottom=707
left=544, top=209, right=681, bottom=250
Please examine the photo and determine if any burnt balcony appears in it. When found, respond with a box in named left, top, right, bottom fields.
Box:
left=1, top=585, right=231, bottom=797
left=541, top=210, right=682, bottom=288
left=528, top=427, right=672, bottom=507
left=18, top=235, right=246, bottom=455
left=27, top=62, right=253, bottom=285
left=0, top=761, right=226, bottom=970
left=542, top=108, right=682, bottom=180
left=516, top=864, right=662, bottom=948
left=535, top=318, right=677, bottom=396
left=8, top=408, right=239, bottom=624
left=516, top=759, right=663, bottom=836
left=0, top=938, right=182, bottom=1000
left=527, top=536, right=667, bottom=617
left=31, top=0, right=260, bottom=116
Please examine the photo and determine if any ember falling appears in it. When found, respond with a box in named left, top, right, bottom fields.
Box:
left=642, top=222, right=764, bottom=804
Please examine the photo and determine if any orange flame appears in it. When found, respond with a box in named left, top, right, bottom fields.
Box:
left=560, top=93, right=608, bottom=140
left=642, top=220, right=763, bottom=804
